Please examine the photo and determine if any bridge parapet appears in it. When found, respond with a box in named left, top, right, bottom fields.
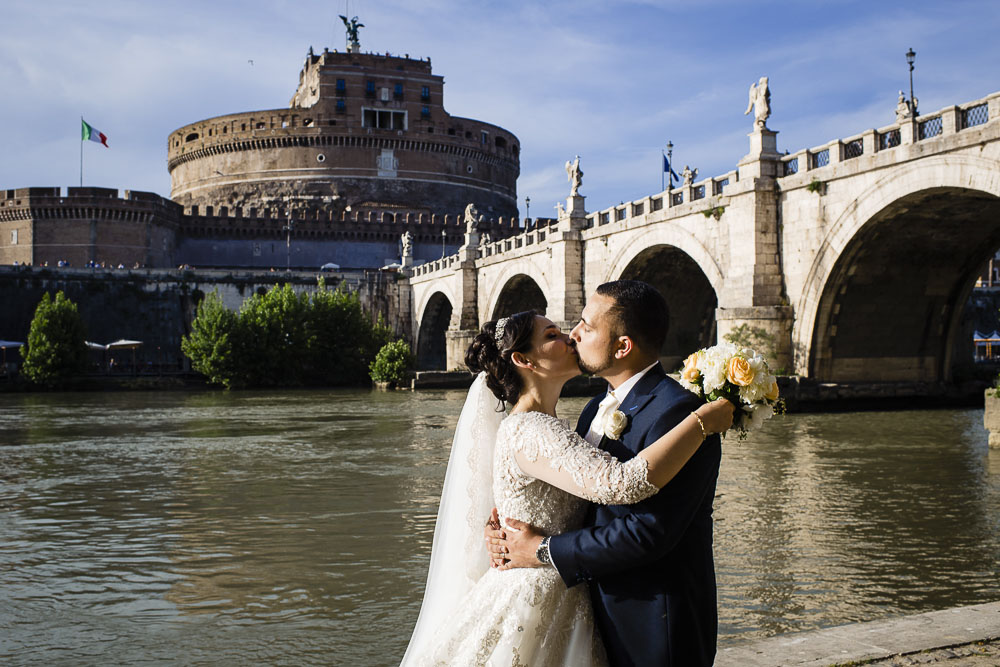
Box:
left=778, top=91, right=999, bottom=181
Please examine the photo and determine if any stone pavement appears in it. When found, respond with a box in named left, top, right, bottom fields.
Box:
left=715, top=601, right=1000, bottom=666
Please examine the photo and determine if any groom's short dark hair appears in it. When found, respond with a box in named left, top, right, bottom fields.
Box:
left=596, top=280, right=668, bottom=354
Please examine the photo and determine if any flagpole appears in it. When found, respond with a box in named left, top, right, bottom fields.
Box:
left=80, top=116, right=84, bottom=187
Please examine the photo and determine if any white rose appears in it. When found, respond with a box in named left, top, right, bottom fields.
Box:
left=604, top=410, right=629, bottom=440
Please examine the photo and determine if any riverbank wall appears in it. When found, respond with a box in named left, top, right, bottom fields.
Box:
left=716, top=600, right=1000, bottom=666
left=0, top=265, right=410, bottom=372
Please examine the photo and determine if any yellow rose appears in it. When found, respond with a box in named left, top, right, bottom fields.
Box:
left=765, top=380, right=779, bottom=401
left=681, top=353, right=700, bottom=383
left=726, top=356, right=755, bottom=386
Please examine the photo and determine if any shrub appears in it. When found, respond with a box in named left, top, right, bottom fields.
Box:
left=21, top=291, right=88, bottom=387
left=369, top=340, right=415, bottom=384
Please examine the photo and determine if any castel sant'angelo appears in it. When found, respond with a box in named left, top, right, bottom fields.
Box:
left=0, top=21, right=525, bottom=270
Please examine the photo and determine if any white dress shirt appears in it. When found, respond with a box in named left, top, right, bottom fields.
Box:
left=582, top=361, right=659, bottom=446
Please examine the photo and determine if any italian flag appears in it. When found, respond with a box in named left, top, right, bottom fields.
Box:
left=81, top=119, right=108, bottom=147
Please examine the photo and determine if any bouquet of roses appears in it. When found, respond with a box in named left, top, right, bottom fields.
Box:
left=678, top=342, right=780, bottom=440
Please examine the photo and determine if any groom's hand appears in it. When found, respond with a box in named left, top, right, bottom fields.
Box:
left=498, top=518, right=545, bottom=570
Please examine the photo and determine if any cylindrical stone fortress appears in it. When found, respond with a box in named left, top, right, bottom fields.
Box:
left=168, top=49, right=520, bottom=219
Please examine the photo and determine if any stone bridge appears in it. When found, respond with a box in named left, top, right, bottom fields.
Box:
left=408, top=90, right=1000, bottom=383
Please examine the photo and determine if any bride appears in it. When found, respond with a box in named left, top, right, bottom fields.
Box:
left=400, top=310, right=733, bottom=666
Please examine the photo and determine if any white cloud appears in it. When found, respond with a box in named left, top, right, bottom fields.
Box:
left=1, top=0, right=998, bottom=214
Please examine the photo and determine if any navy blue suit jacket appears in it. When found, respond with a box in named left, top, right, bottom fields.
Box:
left=548, top=364, right=721, bottom=667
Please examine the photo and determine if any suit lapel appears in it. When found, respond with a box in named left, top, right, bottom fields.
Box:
left=618, top=363, right=667, bottom=416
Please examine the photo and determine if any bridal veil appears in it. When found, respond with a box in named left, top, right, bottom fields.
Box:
left=400, top=372, right=505, bottom=665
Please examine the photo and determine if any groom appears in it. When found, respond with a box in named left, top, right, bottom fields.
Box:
left=488, top=279, right=722, bottom=667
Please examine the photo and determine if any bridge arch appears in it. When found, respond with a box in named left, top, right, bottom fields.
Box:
left=482, top=261, right=552, bottom=324
left=605, top=231, right=724, bottom=370
left=415, top=290, right=455, bottom=370
left=795, top=154, right=1000, bottom=381
left=489, top=273, right=548, bottom=320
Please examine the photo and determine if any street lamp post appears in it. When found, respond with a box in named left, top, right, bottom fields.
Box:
left=525, top=195, right=531, bottom=223
left=282, top=209, right=295, bottom=271
left=666, top=140, right=674, bottom=190
left=441, top=229, right=446, bottom=258
left=906, top=48, right=917, bottom=117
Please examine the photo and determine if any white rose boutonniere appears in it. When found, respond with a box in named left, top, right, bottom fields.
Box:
left=603, top=410, right=628, bottom=440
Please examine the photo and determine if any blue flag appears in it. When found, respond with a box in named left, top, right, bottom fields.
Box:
left=663, top=154, right=679, bottom=180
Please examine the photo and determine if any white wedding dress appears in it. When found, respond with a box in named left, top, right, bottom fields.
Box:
left=402, top=404, right=658, bottom=667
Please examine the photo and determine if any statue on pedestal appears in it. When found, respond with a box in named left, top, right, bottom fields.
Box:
left=339, top=15, right=364, bottom=52
left=464, top=203, right=482, bottom=234
left=895, top=90, right=917, bottom=123
left=682, top=165, right=698, bottom=186
left=745, top=76, right=771, bottom=130
left=400, top=231, right=413, bottom=260
left=565, top=156, right=583, bottom=197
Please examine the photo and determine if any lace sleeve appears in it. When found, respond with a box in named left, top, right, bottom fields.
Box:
left=510, top=413, right=658, bottom=505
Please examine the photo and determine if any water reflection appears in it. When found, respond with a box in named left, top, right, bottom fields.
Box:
left=0, top=391, right=997, bottom=664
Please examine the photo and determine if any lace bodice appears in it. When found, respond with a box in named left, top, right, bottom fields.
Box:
left=493, top=412, right=658, bottom=535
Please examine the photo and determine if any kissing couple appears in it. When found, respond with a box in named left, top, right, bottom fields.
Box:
left=401, top=280, right=734, bottom=667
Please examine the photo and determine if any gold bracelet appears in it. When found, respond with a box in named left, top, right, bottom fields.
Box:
left=692, top=411, right=708, bottom=439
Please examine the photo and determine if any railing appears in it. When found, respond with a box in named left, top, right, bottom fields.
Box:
left=878, top=129, right=901, bottom=150
left=811, top=148, right=830, bottom=169
left=843, top=138, right=863, bottom=160
left=918, top=116, right=942, bottom=140
left=961, top=102, right=989, bottom=129
left=414, top=92, right=998, bottom=274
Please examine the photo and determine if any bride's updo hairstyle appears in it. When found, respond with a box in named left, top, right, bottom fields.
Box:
left=465, top=310, right=536, bottom=404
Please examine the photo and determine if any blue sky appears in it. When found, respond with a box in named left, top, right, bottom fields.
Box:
left=2, top=0, right=998, bottom=216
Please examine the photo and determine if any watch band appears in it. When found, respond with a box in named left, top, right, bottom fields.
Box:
left=535, top=536, right=552, bottom=565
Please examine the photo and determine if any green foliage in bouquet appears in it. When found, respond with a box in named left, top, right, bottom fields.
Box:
left=369, top=340, right=415, bottom=385
left=182, top=280, right=395, bottom=389
left=21, top=291, right=88, bottom=388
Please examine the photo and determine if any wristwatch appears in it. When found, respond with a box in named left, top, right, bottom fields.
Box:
left=535, top=536, right=552, bottom=566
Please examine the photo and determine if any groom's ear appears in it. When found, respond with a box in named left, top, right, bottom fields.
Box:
left=613, top=335, right=636, bottom=360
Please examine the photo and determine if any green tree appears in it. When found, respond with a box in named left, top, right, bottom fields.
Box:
left=237, top=284, right=313, bottom=387
left=182, top=281, right=397, bottom=389
left=181, top=291, right=240, bottom=388
left=21, top=291, right=88, bottom=387
left=369, top=340, right=415, bottom=384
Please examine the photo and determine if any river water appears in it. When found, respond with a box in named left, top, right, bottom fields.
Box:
left=1, top=389, right=997, bottom=665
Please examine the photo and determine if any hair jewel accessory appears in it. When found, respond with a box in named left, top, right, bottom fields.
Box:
left=494, top=317, right=510, bottom=348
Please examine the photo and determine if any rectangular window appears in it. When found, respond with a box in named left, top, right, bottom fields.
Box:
left=421, top=86, right=430, bottom=100
left=336, top=99, right=346, bottom=113
left=362, top=107, right=407, bottom=130
left=394, top=83, right=404, bottom=99
left=10, top=229, right=17, bottom=245
left=421, top=106, right=430, bottom=119
left=336, top=78, right=346, bottom=93
left=481, top=131, right=488, bottom=144
left=365, top=80, right=375, bottom=97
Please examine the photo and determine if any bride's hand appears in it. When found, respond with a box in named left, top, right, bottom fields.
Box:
left=696, top=398, right=735, bottom=435
left=484, top=508, right=507, bottom=567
